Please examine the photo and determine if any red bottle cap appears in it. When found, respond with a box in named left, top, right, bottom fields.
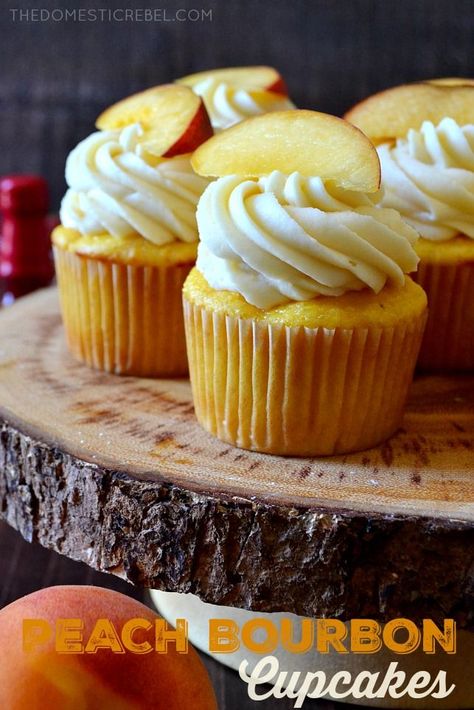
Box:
left=0, top=175, right=53, bottom=282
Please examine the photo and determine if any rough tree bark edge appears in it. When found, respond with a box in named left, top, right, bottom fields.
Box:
left=0, top=418, right=472, bottom=628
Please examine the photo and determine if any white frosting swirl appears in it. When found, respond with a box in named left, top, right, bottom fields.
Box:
left=378, top=118, right=474, bottom=240
left=60, top=124, right=209, bottom=245
left=196, top=172, right=420, bottom=309
left=191, top=78, right=295, bottom=131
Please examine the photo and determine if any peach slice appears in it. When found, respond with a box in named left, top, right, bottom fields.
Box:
left=96, top=84, right=213, bottom=158
left=426, top=77, right=474, bottom=87
left=345, top=83, right=474, bottom=143
left=191, top=109, right=381, bottom=192
left=177, top=65, right=288, bottom=95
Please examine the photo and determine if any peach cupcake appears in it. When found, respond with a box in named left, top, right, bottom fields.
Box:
left=183, top=111, right=427, bottom=456
left=53, top=85, right=211, bottom=377
left=177, top=65, right=295, bottom=131
left=346, top=81, right=474, bottom=371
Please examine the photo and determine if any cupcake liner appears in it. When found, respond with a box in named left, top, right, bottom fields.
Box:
left=183, top=298, right=427, bottom=456
left=414, top=259, right=474, bottom=372
left=54, top=246, right=192, bottom=377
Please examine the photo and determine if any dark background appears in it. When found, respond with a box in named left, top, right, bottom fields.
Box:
left=0, top=2, right=473, bottom=708
left=1, top=0, right=474, bottom=209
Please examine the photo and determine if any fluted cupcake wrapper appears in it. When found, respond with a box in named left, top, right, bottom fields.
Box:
left=414, top=259, right=474, bottom=372
left=183, top=298, right=426, bottom=456
left=54, top=247, right=192, bottom=377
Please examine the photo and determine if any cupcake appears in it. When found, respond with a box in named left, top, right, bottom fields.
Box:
left=177, top=65, right=295, bottom=131
left=345, top=81, right=474, bottom=371
left=53, top=85, right=211, bottom=377
left=183, top=110, right=427, bottom=456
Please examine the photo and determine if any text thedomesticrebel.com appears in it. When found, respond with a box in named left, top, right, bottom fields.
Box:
left=9, top=8, right=213, bottom=23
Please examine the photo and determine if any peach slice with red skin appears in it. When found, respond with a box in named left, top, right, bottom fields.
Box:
left=345, top=83, right=474, bottom=143
left=191, top=109, right=381, bottom=192
left=177, top=65, right=288, bottom=95
left=0, top=585, right=217, bottom=710
left=96, top=84, right=213, bottom=158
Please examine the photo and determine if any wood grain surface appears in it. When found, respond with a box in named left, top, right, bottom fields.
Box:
left=1, top=0, right=474, bottom=208
left=0, top=289, right=472, bottom=624
left=0, top=288, right=472, bottom=518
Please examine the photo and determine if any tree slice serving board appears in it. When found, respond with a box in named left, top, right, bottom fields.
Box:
left=0, top=288, right=472, bottom=626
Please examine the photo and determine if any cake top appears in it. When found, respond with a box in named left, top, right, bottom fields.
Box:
left=344, top=80, right=474, bottom=241
left=192, top=110, right=381, bottom=191
left=378, top=118, right=474, bottom=241
left=60, top=125, right=209, bottom=244
left=192, top=110, right=420, bottom=309
left=177, top=66, right=294, bottom=131
left=345, top=81, right=474, bottom=144
left=96, top=84, right=212, bottom=159
left=178, top=66, right=288, bottom=93
left=60, top=85, right=212, bottom=244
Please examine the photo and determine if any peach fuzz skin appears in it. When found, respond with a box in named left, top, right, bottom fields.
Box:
left=0, top=585, right=217, bottom=710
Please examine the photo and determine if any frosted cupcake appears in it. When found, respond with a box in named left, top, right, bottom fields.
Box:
left=53, top=85, right=211, bottom=377
left=345, top=81, right=474, bottom=371
left=183, top=111, right=427, bottom=456
left=177, top=65, right=295, bottom=131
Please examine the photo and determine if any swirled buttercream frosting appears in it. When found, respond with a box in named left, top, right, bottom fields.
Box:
left=378, top=118, right=474, bottom=241
left=60, top=124, right=209, bottom=245
left=195, top=171, right=420, bottom=309
left=191, top=78, right=295, bottom=131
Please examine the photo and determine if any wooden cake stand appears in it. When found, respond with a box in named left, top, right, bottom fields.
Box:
left=0, top=288, right=472, bottom=627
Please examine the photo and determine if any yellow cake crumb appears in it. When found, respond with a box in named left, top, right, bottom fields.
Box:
left=184, top=268, right=427, bottom=329
left=416, top=234, right=474, bottom=264
left=52, top=226, right=197, bottom=267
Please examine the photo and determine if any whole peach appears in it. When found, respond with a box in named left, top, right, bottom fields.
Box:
left=0, top=585, right=217, bottom=710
